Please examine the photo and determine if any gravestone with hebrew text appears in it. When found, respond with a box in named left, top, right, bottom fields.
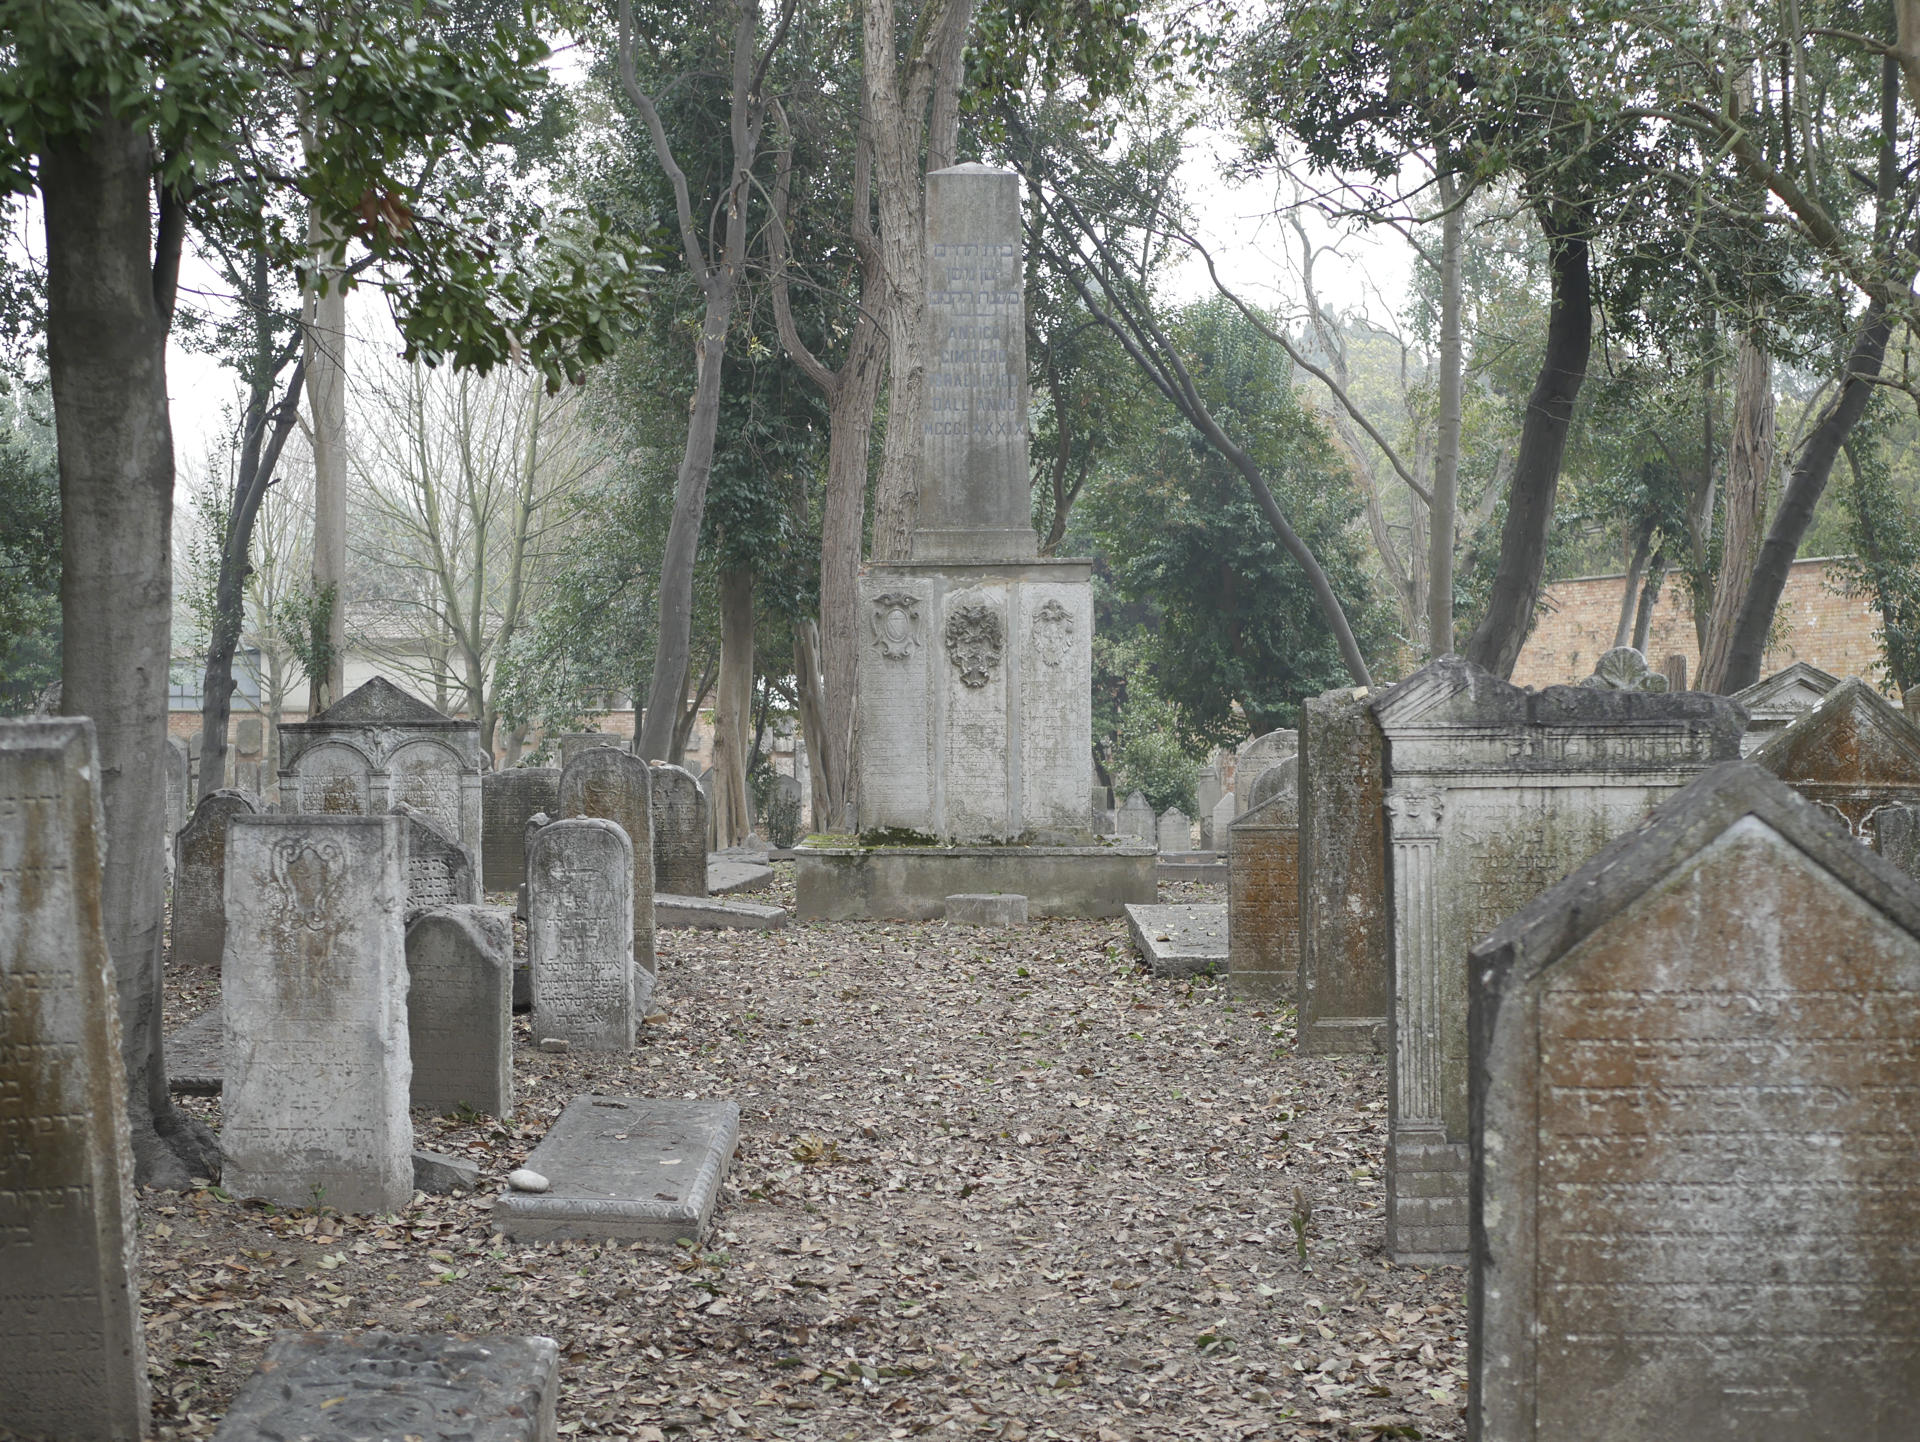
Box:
left=482, top=766, right=558, bottom=892
left=406, top=905, right=513, bottom=1118
left=1753, top=675, right=1920, bottom=843
left=1375, top=657, right=1744, bottom=1262
left=651, top=763, right=708, bottom=896
left=1297, top=687, right=1388, bottom=1057
left=1471, top=763, right=1920, bottom=1442
left=392, top=802, right=478, bottom=919
left=558, top=748, right=656, bottom=978
left=0, top=719, right=149, bottom=1440
left=170, top=787, right=259, bottom=967
left=1227, top=768, right=1298, bottom=1001
left=528, top=818, right=638, bottom=1051
left=222, top=813, right=412, bottom=1213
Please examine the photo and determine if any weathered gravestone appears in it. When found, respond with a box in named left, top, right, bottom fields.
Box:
left=1876, top=802, right=1920, bottom=881
left=1753, top=675, right=1920, bottom=842
left=482, top=766, right=558, bottom=892
left=166, top=734, right=189, bottom=838
left=222, top=813, right=413, bottom=1212
left=651, top=762, right=708, bottom=896
left=558, top=731, right=624, bottom=768
left=528, top=818, right=638, bottom=1052
left=1470, top=763, right=1920, bottom=1442
left=0, top=719, right=148, bottom=1440
left=278, top=675, right=483, bottom=859
left=212, top=1331, right=560, bottom=1442
left=1210, top=791, right=1237, bottom=858
left=1296, top=686, right=1388, bottom=1055
left=392, top=802, right=479, bottom=918
left=1090, top=785, right=1113, bottom=836
left=1227, top=758, right=1298, bottom=1001
left=1234, top=728, right=1297, bottom=816
left=1196, top=763, right=1225, bottom=846
left=407, top=905, right=514, bottom=1119
left=1731, top=658, right=1841, bottom=755
left=558, top=748, right=657, bottom=978
left=1375, top=656, right=1744, bottom=1261
left=1117, top=791, right=1155, bottom=844
left=170, top=787, right=259, bottom=967
left=1156, top=807, right=1191, bottom=853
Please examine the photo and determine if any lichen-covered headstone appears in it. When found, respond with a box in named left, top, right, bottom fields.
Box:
left=392, top=802, right=478, bottom=919
left=222, top=814, right=412, bottom=1212
left=406, top=905, right=513, bottom=1118
left=481, top=766, right=558, bottom=892
left=559, top=732, right=624, bottom=768
left=1754, top=675, right=1920, bottom=842
left=170, top=787, right=259, bottom=967
left=0, top=719, right=148, bottom=1439
left=650, top=763, right=708, bottom=896
left=1228, top=763, right=1298, bottom=1001
left=1471, top=763, right=1920, bottom=1441
left=558, top=748, right=656, bottom=976
left=528, top=818, right=638, bottom=1051
left=1297, top=687, right=1387, bottom=1056
left=1374, top=656, right=1743, bottom=1261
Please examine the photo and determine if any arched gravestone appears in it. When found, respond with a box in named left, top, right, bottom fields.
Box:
left=558, top=748, right=657, bottom=977
left=1155, top=807, right=1191, bottom=853
left=1753, top=675, right=1920, bottom=842
left=1471, top=763, right=1920, bottom=1442
left=528, top=818, right=638, bottom=1050
left=277, top=676, right=482, bottom=860
left=481, top=766, right=559, bottom=892
left=1247, top=753, right=1296, bottom=810
left=0, top=719, right=148, bottom=1439
left=650, top=763, right=709, bottom=896
left=1234, top=729, right=1297, bottom=816
left=171, top=788, right=259, bottom=967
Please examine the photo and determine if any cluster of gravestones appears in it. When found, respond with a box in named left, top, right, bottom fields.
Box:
left=2, top=680, right=756, bottom=1441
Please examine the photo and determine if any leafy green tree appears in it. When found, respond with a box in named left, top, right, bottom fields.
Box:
left=0, top=385, right=58, bottom=713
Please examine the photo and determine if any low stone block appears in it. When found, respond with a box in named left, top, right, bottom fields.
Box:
left=708, top=858, right=774, bottom=894
left=943, top=892, right=1028, bottom=926
left=795, top=842, right=1155, bottom=920
left=212, top=1331, right=559, bottom=1442
left=494, top=1095, right=741, bottom=1244
left=1125, top=902, right=1228, bottom=978
left=166, top=1007, right=224, bottom=1095
left=654, top=894, right=788, bottom=931
left=412, top=1149, right=482, bottom=1194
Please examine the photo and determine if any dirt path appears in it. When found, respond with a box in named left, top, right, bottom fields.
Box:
left=149, top=872, right=1465, bottom=1440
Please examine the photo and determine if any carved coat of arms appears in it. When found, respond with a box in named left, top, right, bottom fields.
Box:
left=944, top=603, right=1005, bottom=688
left=1030, top=599, right=1074, bottom=668
left=870, top=592, right=922, bottom=661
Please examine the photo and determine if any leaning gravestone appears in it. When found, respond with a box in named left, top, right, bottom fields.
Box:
left=278, top=675, right=482, bottom=859
left=222, top=813, right=413, bottom=1212
left=1374, top=656, right=1743, bottom=1262
left=213, top=1331, right=561, bottom=1442
left=651, top=763, right=708, bottom=896
left=1117, top=791, right=1155, bottom=844
left=558, top=748, right=657, bottom=980
left=481, top=766, right=559, bottom=892
left=1156, top=806, right=1191, bottom=853
left=407, top=905, right=513, bottom=1118
left=528, top=818, right=638, bottom=1051
left=170, top=787, right=259, bottom=967
left=1234, top=728, right=1298, bottom=816
left=1754, top=675, right=1920, bottom=842
left=1471, top=763, right=1920, bottom=1442
left=1297, top=686, right=1388, bottom=1055
left=1227, top=759, right=1298, bottom=1000
left=0, top=719, right=148, bottom=1440
left=392, top=802, right=479, bottom=918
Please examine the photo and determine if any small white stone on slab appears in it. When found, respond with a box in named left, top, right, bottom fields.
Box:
left=1125, top=902, right=1228, bottom=978
left=708, top=858, right=774, bottom=894
left=495, top=1095, right=740, bottom=1244
left=655, top=894, right=788, bottom=931
left=944, top=893, right=1028, bottom=926
left=507, top=1168, right=549, bottom=1193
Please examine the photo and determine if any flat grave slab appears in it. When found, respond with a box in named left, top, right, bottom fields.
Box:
left=167, top=1008, right=223, bottom=1096
left=655, top=894, right=788, bottom=931
left=212, top=1331, right=558, bottom=1442
left=708, top=858, right=774, bottom=894
left=1125, top=903, right=1228, bottom=977
left=494, top=1095, right=740, bottom=1244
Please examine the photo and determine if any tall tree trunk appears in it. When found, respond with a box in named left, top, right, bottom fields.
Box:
left=710, top=565, right=756, bottom=846
left=1613, top=521, right=1653, bottom=649
left=1688, top=327, right=1718, bottom=652
left=1633, top=548, right=1666, bottom=653
left=304, top=249, right=348, bottom=711
left=42, top=116, right=217, bottom=1187
left=1698, top=332, right=1774, bottom=691
left=791, top=618, right=832, bottom=830
left=1463, top=212, right=1591, bottom=677
left=670, top=652, right=719, bottom=765
left=1429, top=169, right=1464, bottom=658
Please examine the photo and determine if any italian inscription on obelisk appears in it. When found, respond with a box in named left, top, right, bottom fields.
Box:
left=916, top=164, right=1036, bottom=562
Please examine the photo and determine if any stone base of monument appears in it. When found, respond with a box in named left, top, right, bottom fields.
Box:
left=1125, top=903, right=1228, bottom=978
left=794, top=842, right=1154, bottom=920
left=656, top=894, right=788, bottom=931
left=708, top=857, right=774, bottom=894
left=166, top=1008, right=224, bottom=1095
left=494, top=1095, right=739, bottom=1244
left=212, top=1331, right=559, bottom=1442
left=1385, top=1125, right=1469, bottom=1264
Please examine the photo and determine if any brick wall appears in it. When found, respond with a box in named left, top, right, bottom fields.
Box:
left=1510, top=557, right=1887, bottom=690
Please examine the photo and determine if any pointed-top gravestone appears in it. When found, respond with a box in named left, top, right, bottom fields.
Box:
left=1753, top=674, right=1920, bottom=838
left=1117, top=791, right=1155, bottom=845
left=1576, top=644, right=1669, bottom=691
left=279, top=673, right=482, bottom=859
left=1156, top=807, right=1191, bottom=853
left=0, top=719, right=148, bottom=1440
left=1732, top=658, right=1842, bottom=752
left=1470, top=762, right=1920, bottom=1441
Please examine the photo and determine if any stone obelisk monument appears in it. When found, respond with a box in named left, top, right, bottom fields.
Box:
left=796, top=165, right=1153, bottom=918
